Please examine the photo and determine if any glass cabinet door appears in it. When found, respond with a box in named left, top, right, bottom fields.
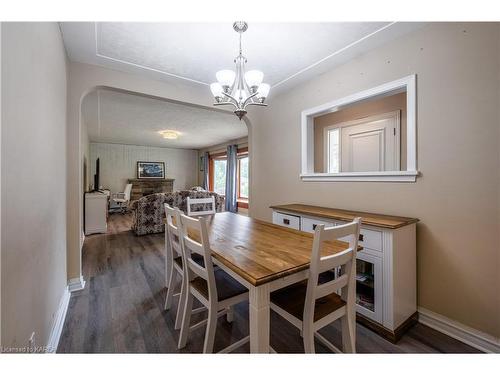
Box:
left=356, top=259, right=375, bottom=311
left=355, top=252, right=383, bottom=323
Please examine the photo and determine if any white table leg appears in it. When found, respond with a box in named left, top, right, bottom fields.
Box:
left=249, top=283, right=271, bottom=353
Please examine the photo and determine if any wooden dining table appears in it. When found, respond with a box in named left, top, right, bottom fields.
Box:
left=194, top=212, right=353, bottom=353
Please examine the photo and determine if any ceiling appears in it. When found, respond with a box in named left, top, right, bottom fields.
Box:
left=70, top=22, right=425, bottom=149
left=60, top=22, right=425, bottom=94
left=82, top=89, right=247, bottom=149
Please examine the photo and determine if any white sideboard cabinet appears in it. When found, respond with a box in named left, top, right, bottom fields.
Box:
left=85, top=192, right=109, bottom=235
left=271, top=204, right=418, bottom=342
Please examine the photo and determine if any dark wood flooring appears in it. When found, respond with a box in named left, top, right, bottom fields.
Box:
left=57, top=213, right=481, bottom=353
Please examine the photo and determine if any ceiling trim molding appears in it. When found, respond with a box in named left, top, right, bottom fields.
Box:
left=272, top=22, right=397, bottom=89
left=93, top=22, right=210, bottom=86
left=89, top=22, right=404, bottom=90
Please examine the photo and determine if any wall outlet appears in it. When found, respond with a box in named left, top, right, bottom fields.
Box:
left=28, top=332, right=35, bottom=352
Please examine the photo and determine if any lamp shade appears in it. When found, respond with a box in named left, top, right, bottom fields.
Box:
left=257, top=83, right=270, bottom=99
left=210, top=82, right=224, bottom=97
left=216, top=70, right=236, bottom=87
left=244, top=70, right=264, bottom=88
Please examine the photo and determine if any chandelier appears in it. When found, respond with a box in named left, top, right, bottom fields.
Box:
left=210, top=21, right=270, bottom=120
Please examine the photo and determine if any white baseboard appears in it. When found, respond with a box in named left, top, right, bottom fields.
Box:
left=68, top=276, right=86, bottom=292
left=46, top=286, right=70, bottom=353
left=418, top=307, right=500, bottom=353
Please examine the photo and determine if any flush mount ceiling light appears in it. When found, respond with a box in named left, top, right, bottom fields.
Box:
left=210, top=21, right=270, bottom=120
left=158, top=130, right=179, bottom=139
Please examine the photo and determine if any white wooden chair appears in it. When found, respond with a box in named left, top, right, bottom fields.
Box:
left=186, top=196, right=216, bottom=217
left=177, top=213, right=249, bottom=353
left=163, top=204, right=205, bottom=330
left=270, top=217, right=361, bottom=353
left=112, top=183, right=132, bottom=213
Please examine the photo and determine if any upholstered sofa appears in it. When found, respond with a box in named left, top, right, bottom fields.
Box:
left=130, top=190, right=224, bottom=236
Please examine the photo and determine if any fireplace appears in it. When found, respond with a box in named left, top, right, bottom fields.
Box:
left=128, top=178, right=175, bottom=201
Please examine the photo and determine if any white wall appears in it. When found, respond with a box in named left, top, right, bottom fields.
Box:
left=90, top=142, right=198, bottom=194
left=250, top=22, right=500, bottom=338
left=1, top=23, right=68, bottom=349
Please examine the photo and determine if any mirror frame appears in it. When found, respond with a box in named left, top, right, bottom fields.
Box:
left=300, top=74, right=418, bottom=182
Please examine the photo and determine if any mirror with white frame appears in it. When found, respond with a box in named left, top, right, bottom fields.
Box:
left=301, top=75, right=418, bottom=182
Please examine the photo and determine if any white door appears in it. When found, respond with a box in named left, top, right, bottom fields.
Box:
left=340, top=111, right=400, bottom=172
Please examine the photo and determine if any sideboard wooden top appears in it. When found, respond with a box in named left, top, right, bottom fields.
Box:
left=270, top=204, right=419, bottom=229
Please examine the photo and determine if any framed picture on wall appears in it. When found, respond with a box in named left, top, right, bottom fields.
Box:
left=137, top=161, right=165, bottom=179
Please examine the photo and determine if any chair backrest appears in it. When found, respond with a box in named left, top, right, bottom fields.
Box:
left=186, top=196, right=216, bottom=216
left=179, top=213, right=217, bottom=302
left=164, top=203, right=183, bottom=259
left=303, top=217, right=361, bottom=324
left=124, top=183, right=133, bottom=201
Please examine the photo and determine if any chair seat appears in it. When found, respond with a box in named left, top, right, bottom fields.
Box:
left=271, top=280, right=346, bottom=322
left=190, top=269, right=247, bottom=302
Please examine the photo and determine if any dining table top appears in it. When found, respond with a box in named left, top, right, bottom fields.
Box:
left=188, top=212, right=355, bottom=287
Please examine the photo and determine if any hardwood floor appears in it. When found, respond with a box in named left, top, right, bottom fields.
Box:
left=57, top=213, right=481, bottom=353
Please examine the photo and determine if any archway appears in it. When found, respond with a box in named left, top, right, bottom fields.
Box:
left=67, top=64, right=253, bottom=291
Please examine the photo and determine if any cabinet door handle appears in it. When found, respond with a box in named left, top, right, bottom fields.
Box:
left=283, top=218, right=290, bottom=225
left=359, top=234, right=364, bottom=241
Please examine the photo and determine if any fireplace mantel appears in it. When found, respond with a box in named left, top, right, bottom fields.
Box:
left=128, top=178, right=175, bottom=201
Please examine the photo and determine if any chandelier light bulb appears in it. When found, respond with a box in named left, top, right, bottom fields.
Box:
left=244, top=70, right=264, bottom=92
left=216, top=70, right=236, bottom=90
left=210, top=83, right=224, bottom=101
left=256, top=83, right=270, bottom=102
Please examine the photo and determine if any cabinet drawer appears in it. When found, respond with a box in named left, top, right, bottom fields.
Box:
left=272, top=212, right=300, bottom=230
left=335, top=221, right=383, bottom=252
left=359, top=228, right=382, bottom=251
left=301, top=217, right=335, bottom=233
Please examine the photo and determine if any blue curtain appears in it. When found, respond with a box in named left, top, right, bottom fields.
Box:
left=202, top=152, right=210, bottom=190
left=224, top=145, right=238, bottom=212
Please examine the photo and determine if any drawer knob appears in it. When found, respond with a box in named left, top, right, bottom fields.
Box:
left=283, top=218, right=290, bottom=225
left=359, top=234, right=364, bottom=241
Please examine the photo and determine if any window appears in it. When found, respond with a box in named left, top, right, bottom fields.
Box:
left=213, top=158, right=227, bottom=195
left=326, top=128, right=340, bottom=173
left=209, top=147, right=249, bottom=207
left=238, top=156, right=249, bottom=199
left=301, top=74, right=418, bottom=182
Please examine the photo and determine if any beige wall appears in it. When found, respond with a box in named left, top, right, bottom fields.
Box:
left=1, top=23, right=68, bottom=348
left=313, top=92, right=407, bottom=172
left=250, top=23, right=500, bottom=338
left=90, top=142, right=199, bottom=194
left=197, top=136, right=249, bottom=186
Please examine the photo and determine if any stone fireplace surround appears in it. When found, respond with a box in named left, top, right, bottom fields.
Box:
left=128, top=178, right=174, bottom=201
